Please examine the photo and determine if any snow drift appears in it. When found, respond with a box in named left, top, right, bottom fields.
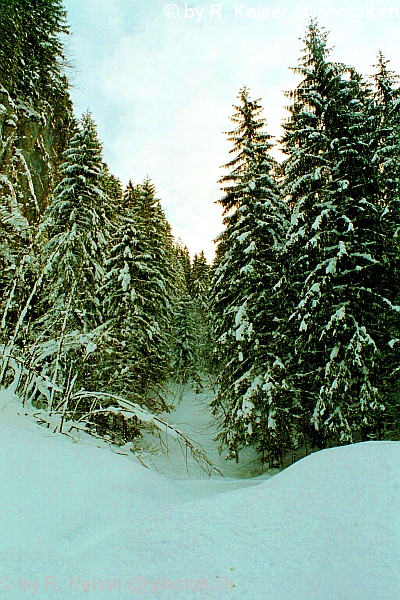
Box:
left=0, top=389, right=399, bottom=599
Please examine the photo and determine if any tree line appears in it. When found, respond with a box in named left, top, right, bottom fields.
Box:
left=211, top=21, right=400, bottom=466
left=0, top=1, right=210, bottom=449
left=1, top=2, right=399, bottom=469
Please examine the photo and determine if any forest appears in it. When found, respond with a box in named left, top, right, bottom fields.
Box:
left=1, top=0, right=400, bottom=471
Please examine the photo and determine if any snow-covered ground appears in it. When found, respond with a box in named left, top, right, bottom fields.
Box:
left=137, top=381, right=279, bottom=493
left=0, top=386, right=399, bottom=599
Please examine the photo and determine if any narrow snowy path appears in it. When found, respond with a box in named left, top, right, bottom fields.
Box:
left=139, top=379, right=278, bottom=495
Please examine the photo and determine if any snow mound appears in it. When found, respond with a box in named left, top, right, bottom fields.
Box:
left=0, top=390, right=399, bottom=599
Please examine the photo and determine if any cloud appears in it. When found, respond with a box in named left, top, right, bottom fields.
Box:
left=64, top=0, right=400, bottom=260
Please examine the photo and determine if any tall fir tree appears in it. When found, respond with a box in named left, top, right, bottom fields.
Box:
left=276, top=20, right=348, bottom=452
left=188, top=251, right=212, bottom=377
left=21, top=112, right=113, bottom=410
left=133, top=177, right=178, bottom=389
left=173, top=293, right=198, bottom=384
left=103, top=177, right=178, bottom=404
left=0, top=0, right=69, bottom=104
left=280, top=21, right=400, bottom=448
left=369, top=53, right=400, bottom=436
left=191, top=251, right=210, bottom=309
left=101, top=180, right=169, bottom=410
left=211, top=87, right=289, bottom=462
left=170, top=243, right=197, bottom=384
left=176, top=243, right=192, bottom=294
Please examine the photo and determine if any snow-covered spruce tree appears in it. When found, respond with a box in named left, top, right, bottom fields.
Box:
left=172, top=248, right=213, bottom=385
left=176, top=242, right=192, bottom=294
left=210, top=87, right=289, bottom=463
left=100, top=180, right=169, bottom=412
left=369, top=53, right=400, bottom=438
left=173, top=293, right=198, bottom=384
left=190, top=251, right=213, bottom=375
left=0, top=0, right=69, bottom=105
left=276, top=21, right=347, bottom=451
left=171, top=243, right=199, bottom=384
left=135, top=177, right=178, bottom=387
left=102, top=177, right=178, bottom=406
left=281, top=22, right=400, bottom=448
left=102, top=164, right=122, bottom=206
left=191, top=251, right=210, bottom=310
left=20, top=112, right=113, bottom=412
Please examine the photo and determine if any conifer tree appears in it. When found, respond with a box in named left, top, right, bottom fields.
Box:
left=133, top=176, right=178, bottom=384
left=211, top=87, right=289, bottom=462
left=369, top=53, right=400, bottom=437
left=280, top=22, right=400, bottom=448
left=276, top=21, right=347, bottom=451
left=20, top=112, right=113, bottom=409
left=191, top=251, right=210, bottom=309
left=0, top=0, right=69, bottom=104
left=171, top=243, right=198, bottom=384
left=190, top=251, right=212, bottom=375
left=101, top=181, right=147, bottom=402
left=101, top=180, right=169, bottom=409
left=102, top=177, right=177, bottom=403
left=41, top=112, right=110, bottom=328
left=176, top=243, right=192, bottom=294
left=173, top=294, right=198, bottom=384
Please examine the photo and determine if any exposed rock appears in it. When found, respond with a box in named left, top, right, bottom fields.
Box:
left=0, top=83, right=73, bottom=226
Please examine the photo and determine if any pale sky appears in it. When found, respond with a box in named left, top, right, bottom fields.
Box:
left=63, top=0, right=400, bottom=260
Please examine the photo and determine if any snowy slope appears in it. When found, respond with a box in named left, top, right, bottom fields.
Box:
left=0, top=388, right=399, bottom=600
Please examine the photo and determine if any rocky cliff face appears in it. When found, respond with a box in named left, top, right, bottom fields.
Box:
left=0, top=83, right=73, bottom=229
